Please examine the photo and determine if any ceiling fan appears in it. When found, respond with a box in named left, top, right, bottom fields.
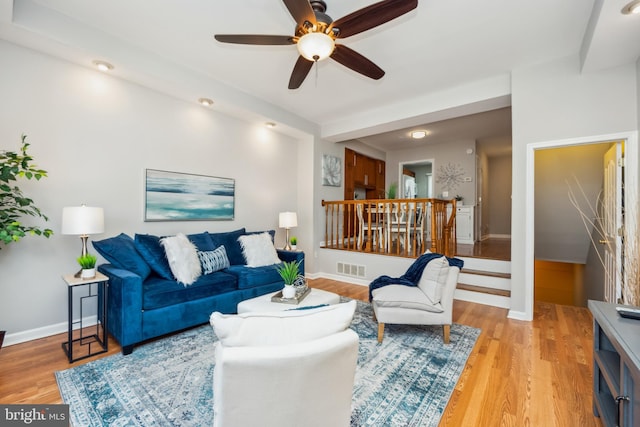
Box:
left=214, top=0, right=418, bottom=89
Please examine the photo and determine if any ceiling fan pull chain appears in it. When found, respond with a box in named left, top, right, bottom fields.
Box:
left=315, top=60, right=318, bottom=87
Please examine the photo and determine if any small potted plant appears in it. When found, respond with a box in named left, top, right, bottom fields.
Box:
left=77, top=254, right=97, bottom=279
left=290, top=236, right=298, bottom=250
left=276, top=260, right=301, bottom=298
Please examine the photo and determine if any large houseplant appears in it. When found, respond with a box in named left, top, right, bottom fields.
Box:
left=1, top=134, right=52, bottom=349
left=0, top=134, right=53, bottom=247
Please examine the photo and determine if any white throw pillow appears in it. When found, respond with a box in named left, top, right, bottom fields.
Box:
left=417, top=256, right=450, bottom=304
left=238, top=232, right=281, bottom=267
left=210, top=300, right=357, bottom=347
left=160, top=233, right=202, bottom=285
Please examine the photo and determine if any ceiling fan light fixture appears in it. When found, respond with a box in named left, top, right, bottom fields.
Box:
left=297, top=32, right=335, bottom=62
left=622, top=0, right=640, bottom=14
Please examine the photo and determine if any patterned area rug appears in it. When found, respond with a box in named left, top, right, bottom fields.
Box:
left=56, top=299, right=480, bottom=426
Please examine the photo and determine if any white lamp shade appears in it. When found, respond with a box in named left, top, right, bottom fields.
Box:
left=62, top=206, right=105, bottom=235
left=279, top=212, right=298, bottom=228
left=296, top=32, right=335, bottom=61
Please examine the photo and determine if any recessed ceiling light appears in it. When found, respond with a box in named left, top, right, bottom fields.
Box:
left=92, top=60, right=114, bottom=72
left=198, top=97, right=214, bottom=107
left=411, top=130, right=428, bottom=139
left=265, top=122, right=276, bottom=128
left=622, top=0, right=640, bottom=14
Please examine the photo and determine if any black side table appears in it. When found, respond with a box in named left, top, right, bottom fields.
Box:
left=62, top=272, right=108, bottom=363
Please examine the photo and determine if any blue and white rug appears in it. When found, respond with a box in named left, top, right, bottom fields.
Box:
left=56, top=300, right=480, bottom=426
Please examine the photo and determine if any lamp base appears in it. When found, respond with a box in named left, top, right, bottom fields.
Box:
left=283, top=228, right=292, bottom=251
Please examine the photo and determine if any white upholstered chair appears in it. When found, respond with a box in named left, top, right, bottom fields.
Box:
left=210, top=301, right=359, bottom=427
left=371, top=256, right=460, bottom=343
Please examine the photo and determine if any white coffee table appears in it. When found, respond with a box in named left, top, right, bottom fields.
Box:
left=237, top=288, right=341, bottom=313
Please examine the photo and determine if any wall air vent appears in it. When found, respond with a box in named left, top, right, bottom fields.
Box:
left=336, top=262, right=366, bottom=278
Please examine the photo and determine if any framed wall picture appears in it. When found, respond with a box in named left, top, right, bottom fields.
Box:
left=144, top=169, right=235, bottom=221
left=322, top=154, right=342, bottom=187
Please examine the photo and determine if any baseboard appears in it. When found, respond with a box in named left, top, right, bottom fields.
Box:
left=486, top=233, right=511, bottom=239
left=507, top=309, right=532, bottom=321
left=314, top=272, right=370, bottom=287
left=2, top=315, right=97, bottom=347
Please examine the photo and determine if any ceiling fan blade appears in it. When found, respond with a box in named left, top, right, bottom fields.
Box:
left=214, top=34, right=295, bottom=45
left=330, top=45, right=385, bottom=80
left=288, top=56, right=314, bottom=89
left=282, top=0, right=316, bottom=26
left=331, top=0, right=418, bottom=39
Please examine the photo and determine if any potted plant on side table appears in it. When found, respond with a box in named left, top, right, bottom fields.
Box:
left=276, top=260, right=301, bottom=299
left=77, top=254, right=97, bottom=279
left=290, top=236, right=297, bottom=250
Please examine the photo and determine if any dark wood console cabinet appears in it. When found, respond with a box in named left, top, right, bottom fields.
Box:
left=588, top=300, right=640, bottom=427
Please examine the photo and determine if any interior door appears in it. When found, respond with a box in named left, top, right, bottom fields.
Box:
left=602, top=142, right=623, bottom=303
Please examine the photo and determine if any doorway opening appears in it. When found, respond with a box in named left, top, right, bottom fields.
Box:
left=523, top=131, right=638, bottom=319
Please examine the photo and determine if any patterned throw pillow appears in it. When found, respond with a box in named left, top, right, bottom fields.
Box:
left=198, top=245, right=231, bottom=274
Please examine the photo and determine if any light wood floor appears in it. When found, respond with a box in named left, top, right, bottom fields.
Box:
left=0, top=278, right=600, bottom=426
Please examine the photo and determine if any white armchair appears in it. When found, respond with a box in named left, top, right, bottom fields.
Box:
left=210, top=301, right=359, bottom=427
left=371, top=256, right=460, bottom=343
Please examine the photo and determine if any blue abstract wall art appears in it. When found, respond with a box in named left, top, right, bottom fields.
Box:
left=144, top=169, right=235, bottom=221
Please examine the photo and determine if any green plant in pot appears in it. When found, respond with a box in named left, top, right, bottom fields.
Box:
left=0, top=134, right=53, bottom=248
left=77, top=253, right=97, bottom=279
left=386, top=182, right=397, bottom=199
left=290, top=236, right=297, bottom=250
left=276, top=260, right=301, bottom=298
left=1, top=134, right=52, bottom=349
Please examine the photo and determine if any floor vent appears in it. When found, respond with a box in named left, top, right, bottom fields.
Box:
left=337, top=262, right=366, bottom=278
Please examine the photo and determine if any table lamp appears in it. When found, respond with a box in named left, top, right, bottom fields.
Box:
left=62, top=205, right=105, bottom=257
left=279, top=211, right=297, bottom=250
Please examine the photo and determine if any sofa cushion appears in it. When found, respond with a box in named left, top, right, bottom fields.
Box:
left=209, top=228, right=246, bottom=266
left=134, top=234, right=173, bottom=280
left=143, top=271, right=238, bottom=310
left=134, top=232, right=216, bottom=281
left=225, top=263, right=283, bottom=289
left=160, top=233, right=202, bottom=286
left=417, top=255, right=450, bottom=304
left=187, top=232, right=216, bottom=251
left=238, top=232, right=280, bottom=267
left=209, top=300, right=356, bottom=347
left=198, top=245, right=230, bottom=274
left=93, top=233, right=151, bottom=280
left=372, top=285, right=444, bottom=313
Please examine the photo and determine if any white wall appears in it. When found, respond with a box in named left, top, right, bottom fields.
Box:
left=0, top=41, right=310, bottom=344
left=534, top=143, right=610, bottom=263
left=386, top=139, right=476, bottom=202
left=511, top=55, right=638, bottom=318
left=487, top=154, right=511, bottom=236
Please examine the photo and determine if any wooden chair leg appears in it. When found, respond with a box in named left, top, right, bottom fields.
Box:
left=377, top=323, right=385, bottom=343
left=443, top=324, right=450, bottom=344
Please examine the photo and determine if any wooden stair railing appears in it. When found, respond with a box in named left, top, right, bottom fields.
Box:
left=321, top=198, right=456, bottom=258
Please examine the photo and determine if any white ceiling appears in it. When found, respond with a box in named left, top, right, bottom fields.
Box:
left=1, top=0, right=638, bottom=152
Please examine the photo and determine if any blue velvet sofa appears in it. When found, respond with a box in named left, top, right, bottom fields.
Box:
left=93, top=228, right=304, bottom=355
